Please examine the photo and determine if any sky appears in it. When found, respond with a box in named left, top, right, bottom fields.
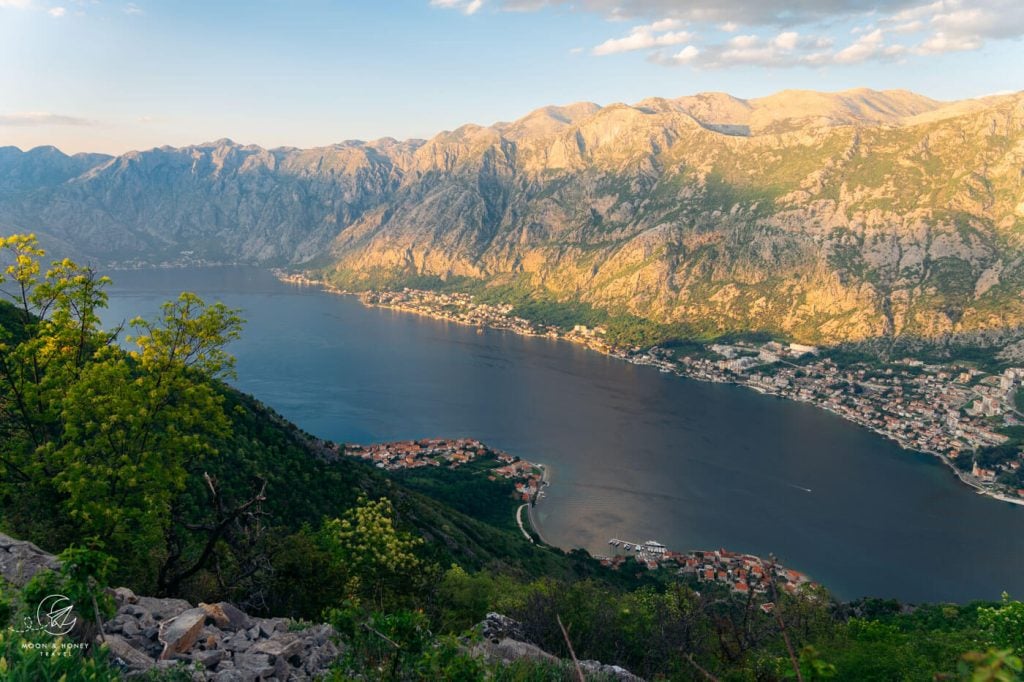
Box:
left=1, top=0, right=1023, bottom=155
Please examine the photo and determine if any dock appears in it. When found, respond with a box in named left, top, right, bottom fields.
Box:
left=608, top=538, right=667, bottom=558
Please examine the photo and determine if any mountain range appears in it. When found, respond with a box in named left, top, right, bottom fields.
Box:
left=2, top=87, right=1024, bottom=343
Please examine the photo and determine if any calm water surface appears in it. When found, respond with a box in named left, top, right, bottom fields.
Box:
left=102, top=267, right=1024, bottom=603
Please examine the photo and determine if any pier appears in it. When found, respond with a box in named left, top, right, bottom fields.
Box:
left=608, top=538, right=667, bottom=559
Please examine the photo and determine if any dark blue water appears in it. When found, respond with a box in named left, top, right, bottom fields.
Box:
left=102, top=267, right=1024, bottom=603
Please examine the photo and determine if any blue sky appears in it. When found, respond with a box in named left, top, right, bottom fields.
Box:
left=1, top=0, right=1022, bottom=154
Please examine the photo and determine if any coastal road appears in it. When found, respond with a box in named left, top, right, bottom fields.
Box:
left=515, top=504, right=533, bottom=543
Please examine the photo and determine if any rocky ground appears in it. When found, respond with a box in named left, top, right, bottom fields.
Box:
left=101, top=590, right=338, bottom=680
left=1, top=535, right=644, bottom=680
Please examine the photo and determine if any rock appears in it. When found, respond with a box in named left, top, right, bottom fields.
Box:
left=126, top=632, right=162, bottom=657
left=474, top=614, right=644, bottom=681
left=193, top=648, right=224, bottom=669
left=121, top=618, right=141, bottom=637
left=112, top=586, right=139, bottom=605
left=251, top=633, right=302, bottom=659
left=0, top=532, right=60, bottom=586
left=199, top=625, right=223, bottom=645
left=103, top=633, right=155, bottom=672
left=223, top=634, right=254, bottom=653
left=477, top=637, right=558, bottom=664
left=303, top=636, right=340, bottom=670
left=257, top=618, right=285, bottom=638
left=158, top=607, right=208, bottom=659
left=137, top=595, right=193, bottom=621
left=234, top=652, right=275, bottom=678
left=211, top=670, right=252, bottom=682
left=580, top=659, right=646, bottom=681
left=480, top=612, right=527, bottom=643
left=200, top=601, right=253, bottom=631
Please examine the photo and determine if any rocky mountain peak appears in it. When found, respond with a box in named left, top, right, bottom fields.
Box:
left=2, top=87, right=1024, bottom=343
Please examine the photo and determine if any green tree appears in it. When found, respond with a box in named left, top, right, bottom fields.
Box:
left=979, top=594, right=1024, bottom=657
left=959, top=649, right=1024, bottom=682
left=0, top=234, right=243, bottom=588
left=319, top=496, right=432, bottom=612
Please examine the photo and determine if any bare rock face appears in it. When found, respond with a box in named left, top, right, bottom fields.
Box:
left=158, top=607, right=208, bottom=659
left=0, top=533, right=61, bottom=586
left=479, top=611, right=527, bottom=642
left=2, top=89, right=1024, bottom=344
left=475, top=613, right=644, bottom=681
left=200, top=602, right=253, bottom=631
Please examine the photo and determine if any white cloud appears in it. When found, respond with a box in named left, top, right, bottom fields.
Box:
left=0, top=112, right=92, bottom=126
left=649, top=18, right=682, bottom=31
left=437, top=0, right=1024, bottom=69
left=772, top=31, right=800, bottom=50
left=0, top=0, right=33, bottom=8
left=123, top=2, right=142, bottom=14
left=646, top=26, right=911, bottom=69
left=834, top=28, right=885, bottom=63
left=501, top=0, right=921, bottom=25
left=727, top=34, right=759, bottom=49
left=430, top=0, right=483, bottom=15
left=889, top=20, right=924, bottom=33
left=47, top=6, right=65, bottom=17
left=886, top=0, right=1024, bottom=55
left=924, top=0, right=1024, bottom=47
left=673, top=45, right=700, bottom=63
left=915, top=30, right=981, bottom=53
left=592, top=20, right=695, bottom=56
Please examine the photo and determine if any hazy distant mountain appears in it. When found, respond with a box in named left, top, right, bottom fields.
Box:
left=2, top=88, right=1023, bottom=343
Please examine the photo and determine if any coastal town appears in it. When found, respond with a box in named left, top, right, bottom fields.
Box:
left=339, top=433, right=814, bottom=597
left=598, top=540, right=814, bottom=598
left=324, top=285, right=1024, bottom=505
left=339, top=437, right=547, bottom=503
left=655, top=343, right=1024, bottom=504
left=360, top=289, right=544, bottom=337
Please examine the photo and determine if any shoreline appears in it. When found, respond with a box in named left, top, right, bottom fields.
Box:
left=527, top=464, right=550, bottom=545
left=272, top=271, right=1024, bottom=509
